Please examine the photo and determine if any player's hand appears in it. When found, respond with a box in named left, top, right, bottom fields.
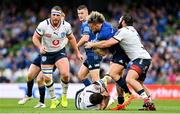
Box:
left=93, top=48, right=108, bottom=56
left=40, top=45, right=46, bottom=54
left=84, top=42, right=93, bottom=49
left=76, top=51, right=84, bottom=61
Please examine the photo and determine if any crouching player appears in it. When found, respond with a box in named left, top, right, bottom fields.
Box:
left=75, top=76, right=111, bottom=110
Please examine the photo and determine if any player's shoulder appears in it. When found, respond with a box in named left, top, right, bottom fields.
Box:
left=82, top=21, right=89, bottom=27
left=104, top=21, right=112, bottom=26
left=38, top=18, right=50, bottom=27
left=100, top=21, right=116, bottom=34
left=103, top=21, right=116, bottom=31
left=118, top=27, right=128, bottom=33
left=121, top=26, right=135, bottom=32
left=61, top=20, right=71, bottom=27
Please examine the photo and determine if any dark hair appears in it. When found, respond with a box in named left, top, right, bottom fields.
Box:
left=51, top=6, right=62, bottom=11
left=89, top=93, right=103, bottom=105
left=77, top=5, right=88, bottom=10
left=122, top=14, right=133, bottom=26
left=87, top=11, right=105, bottom=24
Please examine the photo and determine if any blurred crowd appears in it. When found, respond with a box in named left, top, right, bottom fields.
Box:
left=0, top=1, right=180, bottom=84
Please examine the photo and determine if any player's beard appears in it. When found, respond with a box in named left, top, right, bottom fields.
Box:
left=118, top=21, right=123, bottom=29
left=53, top=19, right=60, bottom=27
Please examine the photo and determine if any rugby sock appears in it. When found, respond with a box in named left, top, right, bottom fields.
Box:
left=46, top=82, right=56, bottom=100
left=61, top=80, right=68, bottom=96
left=137, top=89, right=149, bottom=102
left=82, top=78, right=91, bottom=86
left=118, top=96, right=125, bottom=104
left=27, top=80, right=34, bottom=97
left=39, top=86, right=45, bottom=103
left=148, top=95, right=152, bottom=102
left=116, top=77, right=131, bottom=94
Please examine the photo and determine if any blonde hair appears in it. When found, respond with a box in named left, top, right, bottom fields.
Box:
left=87, top=11, right=105, bottom=24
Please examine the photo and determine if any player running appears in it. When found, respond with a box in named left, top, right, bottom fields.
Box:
left=32, top=6, right=83, bottom=108
left=18, top=12, right=67, bottom=108
left=18, top=55, right=46, bottom=108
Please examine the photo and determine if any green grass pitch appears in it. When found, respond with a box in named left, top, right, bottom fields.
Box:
left=0, top=99, right=180, bottom=114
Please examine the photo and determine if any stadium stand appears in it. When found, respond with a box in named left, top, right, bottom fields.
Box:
left=0, top=0, right=179, bottom=84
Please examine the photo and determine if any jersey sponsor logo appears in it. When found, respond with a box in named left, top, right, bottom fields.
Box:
left=54, top=32, right=58, bottom=36
left=139, top=59, right=143, bottom=64
left=95, top=64, right=100, bottom=67
left=42, top=56, right=47, bottom=62
left=84, top=26, right=90, bottom=32
left=60, top=53, right=65, bottom=56
left=51, top=40, right=60, bottom=48
left=89, top=65, right=92, bottom=68
left=119, top=60, right=123, bottom=63
left=61, top=32, right=66, bottom=38
left=45, top=33, right=52, bottom=38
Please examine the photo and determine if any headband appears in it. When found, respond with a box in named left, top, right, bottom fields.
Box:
left=51, top=11, right=62, bottom=15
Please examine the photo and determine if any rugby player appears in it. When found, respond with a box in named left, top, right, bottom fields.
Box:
left=32, top=6, right=83, bottom=108
left=85, top=11, right=135, bottom=110
left=85, top=14, right=156, bottom=110
left=77, top=5, right=101, bottom=86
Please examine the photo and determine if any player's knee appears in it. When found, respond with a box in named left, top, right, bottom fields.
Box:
left=27, top=74, right=34, bottom=81
left=27, top=70, right=38, bottom=81
left=45, top=79, right=53, bottom=87
left=61, top=72, right=69, bottom=81
left=36, top=77, right=44, bottom=86
left=42, top=67, right=53, bottom=81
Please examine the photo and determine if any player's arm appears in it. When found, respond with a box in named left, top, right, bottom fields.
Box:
left=32, top=32, right=46, bottom=54
left=93, top=48, right=109, bottom=56
left=85, top=38, right=119, bottom=49
left=67, top=33, right=83, bottom=61
left=78, top=25, right=90, bottom=47
left=85, top=30, right=123, bottom=49
left=32, top=32, right=41, bottom=49
left=77, top=34, right=89, bottom=47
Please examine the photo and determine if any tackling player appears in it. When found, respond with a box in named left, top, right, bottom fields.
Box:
left=85, top=14, right=156, bottom=111
left=85, top=11, right=134, bottom=110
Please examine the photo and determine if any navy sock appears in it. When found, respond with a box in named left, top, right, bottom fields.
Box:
left=39, top=86, right=45, bottom=104
left=27, top=80, right=34, bottom=97
left=137, top=89, right=145, bottom=95
left=116, top=77, right=131, bottom=94
left=118, top=96, right=124, bottom=104
left=82, top=78, right=91, bottom=86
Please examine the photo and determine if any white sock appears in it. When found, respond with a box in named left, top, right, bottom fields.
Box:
left=47, top=85, right=56, bottom=100
left=140, top=91, right=149, bottom=99
left=61, top=80, right=68, bottom=96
